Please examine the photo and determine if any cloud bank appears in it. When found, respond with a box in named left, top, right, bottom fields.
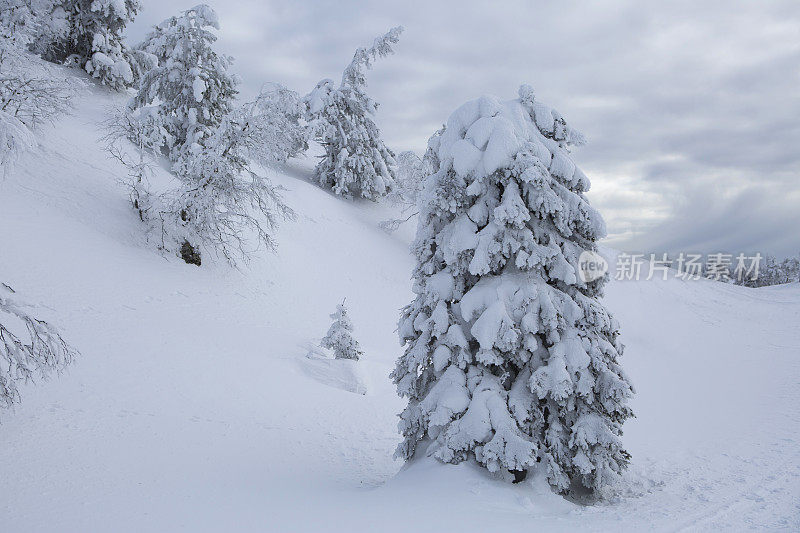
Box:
left=128, top=0, right=800, bottom=257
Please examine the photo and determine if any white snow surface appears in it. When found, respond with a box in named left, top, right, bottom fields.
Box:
left=301, top=345, right=368, bottom=395
left=1, top=82, right=799, bottom=531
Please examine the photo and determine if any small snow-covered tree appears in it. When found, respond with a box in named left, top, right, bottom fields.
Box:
left=392, top=86, right=634, bottom=494
left=1, top=5, right=80, bottom=171
left=40, top=0, right=141, bottom=89
left=0, top=110, right=36, bottom=170
left=321, top=302, right=363, bottom=360
left=0, top=43, right=77, bottom=131
left=243, top=82, right=308, bottom=166
left=389, top=151, right=425, bottom=206
left=0, top=283, right=78, bottom=411
left=783, top=255, right=800, bottom=283
left=305, top=27, right=402, bottom=200
left=101, top=104, right=165, bottom=222
left=381, top=141, right=442, bottom=233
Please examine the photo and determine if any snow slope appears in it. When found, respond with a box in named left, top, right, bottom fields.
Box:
left=1, top=82, right=798, bottom=532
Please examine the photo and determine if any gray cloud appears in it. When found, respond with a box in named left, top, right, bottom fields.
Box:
left=127, top=0, right=800, bottom=257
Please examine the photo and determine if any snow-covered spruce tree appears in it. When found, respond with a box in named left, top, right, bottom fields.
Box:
left=0, top=0, right=46, bottom=48
left=783, top=255, right=800, bottom=283
left=40, top=0, right=141, bottom=89
left=121, top=5, right=291, bottom=264
left=741, top=254, right=800, bottom=287
left=321, top=302, right=363, bottom=360
left=0, top=0, right=70, bottom=54
left=0, top=283, right=78, bottom=411
left=304, top=27, right=402, bottom=200
left=131, top=4, right=236, bottom=168
left=392, top=86, right=634, bottom=494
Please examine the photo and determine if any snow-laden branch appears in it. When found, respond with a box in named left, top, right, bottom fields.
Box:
left=341, top=26, right=403, bottom=90
left=0, top=284, right=78, bottom=412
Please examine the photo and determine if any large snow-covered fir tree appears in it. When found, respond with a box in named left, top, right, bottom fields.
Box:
left=305, top=27, right=402, bottom=200
left=321, top=302, right=363, bottom=361
left=392, top=85, right=634, bottom=494
left=39, top=0, right=141, bottom=89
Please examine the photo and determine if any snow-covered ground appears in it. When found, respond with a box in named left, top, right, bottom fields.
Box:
left=1, top=83, right=798, bottom=532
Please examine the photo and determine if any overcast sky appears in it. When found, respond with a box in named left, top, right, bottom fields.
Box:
left=128, top=0, right=800, bottom=257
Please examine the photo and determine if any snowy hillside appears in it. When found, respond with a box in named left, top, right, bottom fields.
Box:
left=1, top=81, right=798, bottom=532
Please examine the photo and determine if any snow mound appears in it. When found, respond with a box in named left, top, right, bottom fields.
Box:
left=300, top=344, right=368, bottom=395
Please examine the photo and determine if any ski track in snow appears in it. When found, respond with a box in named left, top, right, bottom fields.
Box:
left=1, top=81, right=798, bottom=532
